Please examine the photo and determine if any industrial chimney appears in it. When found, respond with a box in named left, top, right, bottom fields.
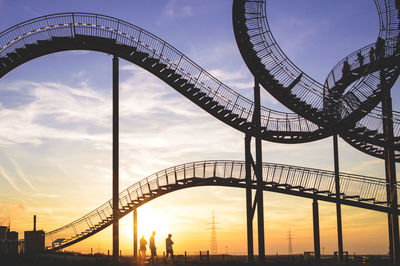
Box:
left=33, top=215, right=36, bottom=231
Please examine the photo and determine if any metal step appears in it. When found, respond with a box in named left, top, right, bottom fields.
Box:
left=131, top=51, right=149, bottom=61
left=153, top=62, right=167, bottom=72
left=174, top=78, right=188, bottom=86
left=143, top=57, right=159, bottom=67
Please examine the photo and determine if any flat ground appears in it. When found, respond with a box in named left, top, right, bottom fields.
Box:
left=0, top=253, right=392, bottom=266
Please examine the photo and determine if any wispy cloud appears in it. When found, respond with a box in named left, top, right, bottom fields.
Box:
left=0, top=165, right=21, bottom=192
left=0, top=65, right=246, bottom=184
left=11, top=158, right=36, bottom=191
left=158, top=0, right=194, bottom=24
left=31, top=193, right=59, bottom=199
left=272, top=17, right=328, bottom=56
left=0, top=79, right=111, bottom=147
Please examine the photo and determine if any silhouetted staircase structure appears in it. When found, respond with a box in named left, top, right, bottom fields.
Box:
left=0, top=5, right=399, bottom=252
left=44, top=160, right=400, bottom=251
left=0, top=13, right=328, bottom=144
left=1, top=13, right=399, bottom=160
left=232, top=0, right=400, bottom=160
left=0, top=12, right=400, bottom=159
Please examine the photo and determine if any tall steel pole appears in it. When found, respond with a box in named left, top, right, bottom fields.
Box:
left=133, top=208, right=138, bottom=261
left=381, top=73, right=400, bottom=265
left=112, top=55, right=119, bottom=262
left=313, top=199, right=321, bottom=264
left=245, top=134, right=254, bottom=263
left=333, top=134, right=344, bottom=262
left=254, top=79, right=265, bottom=263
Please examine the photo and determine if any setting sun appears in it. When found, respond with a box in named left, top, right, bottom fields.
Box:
left=120, top=205, right=171, bottom=248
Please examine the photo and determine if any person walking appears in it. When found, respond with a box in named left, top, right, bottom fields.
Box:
left=357, top=51, right=364, bottom=68
left=140, top=235, right=147, bottom=259
left=341, top=59, right=351, bottom=82
left=149, top=231, right=157, bottom=264
left=375, top=36, right=385, bottom=61
left=165, top=234, right=174, bottom=263
left=369, top=47, right=376, bottom=64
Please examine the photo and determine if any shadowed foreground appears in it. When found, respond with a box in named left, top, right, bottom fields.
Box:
left=0, top=253, right=392, bottom=266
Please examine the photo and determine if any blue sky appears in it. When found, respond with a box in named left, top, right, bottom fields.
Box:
left=0, top=0, right=396, bottom=255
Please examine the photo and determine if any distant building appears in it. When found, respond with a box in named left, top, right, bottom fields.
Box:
left=0, top=225, right=19, bottom=255
left=24, top=215, right=45, bottom=255
left=0, top=226, right=7, bottom=239
left=7, top=230, right=19, bottom=255
left=0, top=226, right=7, bottom=255
left=24, top=230, right=45, bottom=255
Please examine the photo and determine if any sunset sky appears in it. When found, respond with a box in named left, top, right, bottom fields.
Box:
left=0, top=0, right=398, bottom=256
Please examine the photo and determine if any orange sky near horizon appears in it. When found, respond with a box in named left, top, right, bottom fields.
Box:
left=1, top=185, right=391, bottom=256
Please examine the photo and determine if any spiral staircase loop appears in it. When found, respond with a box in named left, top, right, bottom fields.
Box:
left=234, top=0, right=400, bottom=126
left=233, top=0, right=400, bottom=160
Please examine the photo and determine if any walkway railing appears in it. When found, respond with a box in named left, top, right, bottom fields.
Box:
left=1, top=12, right=399, bottom=157
left=0, top=13, right=321, bottom=140
left=44, top=160, right=399, bottom=250
left=233, top=0, right=400, bottom=158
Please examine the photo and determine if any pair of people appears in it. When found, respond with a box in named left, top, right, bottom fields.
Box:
left=344, top=36, right=386, bottom=82
left=140, top=231, right=157, bottom=263
left=139, top=232, right=174, bottom=263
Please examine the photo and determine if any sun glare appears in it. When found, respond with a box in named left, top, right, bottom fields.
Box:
left=120, top=205, right=171, bottom=247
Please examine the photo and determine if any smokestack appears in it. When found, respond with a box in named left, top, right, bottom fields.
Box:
left=33, top=215, right=36, bottom=231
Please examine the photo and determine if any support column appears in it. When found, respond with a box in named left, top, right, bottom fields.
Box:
left=133, top=208, right=138, bottom=261
left=112, top=55, right=119, bottom=262
left=245, top=134, right=254, bottom=263
left=333, top=134, right=343, bottom=262
left=313, top=199, right=321, bottom=264
left=254, top=79, right=265, bottom=263
left=381, top=77, right=400, bottom=265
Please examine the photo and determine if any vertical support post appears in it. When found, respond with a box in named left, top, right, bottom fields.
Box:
left=381, top=73, right=400, bottom=265
left=133, top=208, right=138, bottom=261
left=333, top=134, right=343, bottom=262
left=112, top=54, right=119, bottom=262
left=313, top=199, right=321, bottom=264
left=254, top=79, right=265, bottom=263
left=245, top=134, right=254, bottom=263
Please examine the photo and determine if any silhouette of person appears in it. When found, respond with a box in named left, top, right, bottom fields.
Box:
left=375, top=36, right=385, bottom=60
left=165, top=234, right=174, bottom=263
left=369, top=47, right=376, bottom=63
left=149, top=231, right=157, bottom=263
left=140, top=235, right=147, bottom=258
left=357, top=51, right=364, bottom=67
left=341, top=60, right=351, bottom=82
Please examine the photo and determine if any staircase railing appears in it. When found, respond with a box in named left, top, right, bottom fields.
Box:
left=44, top=160, right=400, bottom=250
left=0, top=13, right=321, bottom=138
left=238, top=0, right=400, bottom=123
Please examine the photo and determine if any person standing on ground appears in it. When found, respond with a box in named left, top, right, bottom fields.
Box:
left=165, top=234, right=174, bottom=263
left=140, top=235, right=147, bottom=258
left=149, top=231, right=157, bottom=263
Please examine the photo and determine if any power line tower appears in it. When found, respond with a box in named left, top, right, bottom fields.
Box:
left=288, top=229, right=293, bottom=255
left=211, top=211, right=217, bottom=255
